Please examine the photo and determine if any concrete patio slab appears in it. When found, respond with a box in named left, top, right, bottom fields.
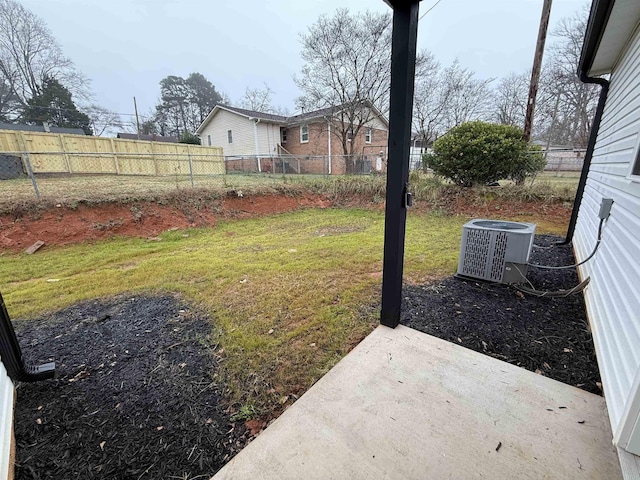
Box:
left=213, top=325, right=622, bottom=480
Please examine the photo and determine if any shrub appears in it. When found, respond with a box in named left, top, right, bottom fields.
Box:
left=430, top=121, right=545, bottom=187
left=179, top=132, right=201, bottom=145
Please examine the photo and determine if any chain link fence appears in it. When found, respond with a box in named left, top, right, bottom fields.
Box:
left=0, top=151, right=392, bottom=206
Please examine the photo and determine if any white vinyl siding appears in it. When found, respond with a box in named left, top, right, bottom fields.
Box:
left=255, top=122, right=283, bottom=156
left=574, top=25, right=640, bottom=456
left=198, top=109, right=255, bottom=156
left=0, top=359, right=14, bottom=480
left=198, top=109, right=283, bottom=157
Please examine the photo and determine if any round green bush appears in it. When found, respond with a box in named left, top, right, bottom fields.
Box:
left=429, top=121, right=545, bottom=187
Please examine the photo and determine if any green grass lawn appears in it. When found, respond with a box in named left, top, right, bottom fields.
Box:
left=0, top=207, right=565, bottom=418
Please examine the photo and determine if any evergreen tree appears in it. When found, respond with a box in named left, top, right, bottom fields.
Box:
left=23, top=77, right=92, bottom=134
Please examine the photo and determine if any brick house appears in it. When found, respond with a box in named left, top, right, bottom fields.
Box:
left=196, top=102, right=389, bottom=174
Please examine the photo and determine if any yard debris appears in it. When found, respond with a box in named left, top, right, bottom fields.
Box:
left=268, top=329, right=274, bottom=334
left=563, top=348, right=573, bottom=353
left=47, top=278, right=60, bottom=283
left=24, top=240, right=45, bottom=254
left=99, top=441, right=106, bottom=450
left=496, top=442, right=502, bottom=452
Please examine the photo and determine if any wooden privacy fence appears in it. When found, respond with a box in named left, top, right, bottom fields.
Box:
left=0, top=130, right=225, bottom=176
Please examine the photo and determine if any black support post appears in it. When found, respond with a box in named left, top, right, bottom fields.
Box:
left=380, top=0, right=420, bottom=328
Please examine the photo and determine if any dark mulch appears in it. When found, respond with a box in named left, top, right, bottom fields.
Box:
left=401, top=234, right=602, bottom=395
left=13, top=295, right=248, bottom=479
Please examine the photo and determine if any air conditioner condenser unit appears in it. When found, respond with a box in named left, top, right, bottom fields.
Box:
left=456, top=219, right=536, bottom=284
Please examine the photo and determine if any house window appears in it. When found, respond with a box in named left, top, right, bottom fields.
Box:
left=365, top=127, right=372, bottom=144
left=633, top=148, right=640, bottom=177
left=227, top=130, right=233, bottom=144
left=281, top=127, right=287, bottom=143
left=207, top=134, right=212, bottom=146
left=347, top=128, right=354, bottom=141
left=300, top=124, right=309, bottom=143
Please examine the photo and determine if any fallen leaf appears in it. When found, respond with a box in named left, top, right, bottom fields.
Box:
left=36, top=418, right=42, bottom=424
left=563, top=348, right=573, bottom=353
left=279, top=396, right=289, bottom=405
left=309, top=343, right=316, bottom=347
left=543, top=362, right=551, bottom=370
left=516, top=291, right=525, bottom=299
left=179, top=362, right=187, bottom=368
left=268, top=329, right=274, bottom=334
left=534, top=369, right=543, bottom=375
left=99, top=441, right=106, bottom=450
left=156, top=426, right=164, bottom=431
left=239, top=279, right=247, bottom=284
left=288, top=249, right=297, bottom=253
left=481, top=341, right=488, bottom=351
left=457, top=337, right=462, bottom=343
left=37, top=406, right=43, bottom=411
left=205, top=418, right=213, bottom=425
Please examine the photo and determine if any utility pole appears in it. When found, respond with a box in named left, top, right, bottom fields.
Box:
left=523, top=0, right=553, bottom=142
left=133, top=96, right=141, bottom=139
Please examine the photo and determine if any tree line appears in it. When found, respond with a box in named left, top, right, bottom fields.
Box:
left=0, top=0, right=596, bottom=149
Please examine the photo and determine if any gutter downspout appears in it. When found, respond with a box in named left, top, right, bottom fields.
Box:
left=557, top=73, right=609, bottom=245
left=0, top=292, right=55, bottom=382
left=253, top=118, right=262, bottom=173
left=327, top=119, right=332, bottom=175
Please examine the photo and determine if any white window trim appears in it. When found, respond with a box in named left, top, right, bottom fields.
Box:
left=300, top=124, right=309, bottom=144
left=365, top=127, right=372, bottom=144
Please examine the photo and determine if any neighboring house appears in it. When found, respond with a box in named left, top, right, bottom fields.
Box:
left=574, top=0, right=640, bottom=475
left=116, top=133, right=179, bottom=143
left=0, top=122, right=85, bottom=136
left=195, top=103, right=389, bottom=174
left=196, top=105, right=286, bottom=157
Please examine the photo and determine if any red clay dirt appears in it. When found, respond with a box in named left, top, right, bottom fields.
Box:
left=0, top=192, right=572, bottom=252
left=0, top=194, right=333, bottom=252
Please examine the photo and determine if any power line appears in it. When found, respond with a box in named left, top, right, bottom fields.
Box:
left=419, top=0, right=444, bottom=21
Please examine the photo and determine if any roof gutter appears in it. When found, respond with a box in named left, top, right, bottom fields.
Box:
left=558, top=0, right=614, bottom=245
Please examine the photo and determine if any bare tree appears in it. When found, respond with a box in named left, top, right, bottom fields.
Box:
left=412, top=53, right=449, bottom=148
left=536, top=7, right=600, bottom=147
left=295, top=9, right=395, bottom=165
left=0, top=0, right=88, bottom=119
left=240, top=85, right=274, bottom=112
left=492, top=71, right=530, bottom=127
left=443, top=60, right=494, bottom=128
left=85, top=105, right=124, bottom=137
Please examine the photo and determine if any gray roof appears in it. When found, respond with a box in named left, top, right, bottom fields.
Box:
left=286, top=106, right=337, bottom=124
left=117, top=133, right=179, bottom=143
left=220, top=105, right=287, bottom=123
left=0, top=122, right=86, bottom=135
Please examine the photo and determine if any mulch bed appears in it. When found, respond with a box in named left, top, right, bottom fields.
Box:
left=13, top=295, right=248, bottom=479
left=401, top=234, right=602, bottom=395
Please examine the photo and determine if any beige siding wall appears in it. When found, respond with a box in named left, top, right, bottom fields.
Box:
left=199, top=110, right=256, bottom=156
left=255, top=122, right=283, bottom=157
left=574, top=26, right=640, bottom=455
left=0, top=359, right=14, bottom=480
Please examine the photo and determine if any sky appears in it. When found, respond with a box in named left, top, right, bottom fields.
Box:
left=21, top=0, right=588, bottom=127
